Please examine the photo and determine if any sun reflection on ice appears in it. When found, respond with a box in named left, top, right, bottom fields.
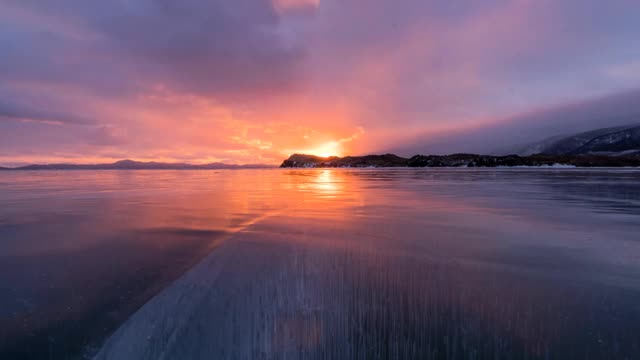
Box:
left=313, top=170, right=338, bottom=195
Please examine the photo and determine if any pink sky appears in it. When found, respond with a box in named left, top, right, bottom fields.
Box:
left=1, top=0, right=640, bottom=165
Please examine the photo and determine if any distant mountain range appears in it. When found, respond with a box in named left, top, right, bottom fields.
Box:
left=0, top=159, right=274, bottom=170
left=280, top=153, right=640, bottom=168
left=509, top=124, right=640, bottom=156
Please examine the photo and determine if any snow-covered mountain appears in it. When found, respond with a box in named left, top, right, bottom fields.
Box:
left=510, top=124, right=640, bottom=156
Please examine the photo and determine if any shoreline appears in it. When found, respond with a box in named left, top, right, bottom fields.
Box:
left=281, top=153, right=640, bottom=168
left=2, top=165, right=640, bottom=171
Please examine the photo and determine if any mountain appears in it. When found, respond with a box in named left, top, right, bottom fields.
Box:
left=5, top=159, right=274, bottom=170
left=510, top=124, right=640, bottom=156
left=280, top=153, right=640, bottom=168
left=570, top=126, right=640, bottom=155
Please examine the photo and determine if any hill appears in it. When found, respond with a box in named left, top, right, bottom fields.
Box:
left=4, top=160, right=273, bottom=170
left=512, top=124, right=640, bottom=156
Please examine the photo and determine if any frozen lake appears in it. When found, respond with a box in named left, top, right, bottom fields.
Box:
left=1, top=169, right=639, bottom=359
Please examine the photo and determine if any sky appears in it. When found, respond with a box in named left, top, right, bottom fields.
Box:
left=1, top=0, right=640, bottom=165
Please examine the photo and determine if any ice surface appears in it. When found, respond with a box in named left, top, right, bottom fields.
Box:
left=2, top=169, right=640, bottom=359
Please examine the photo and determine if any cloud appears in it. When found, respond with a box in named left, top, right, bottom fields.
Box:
left=1, top=0, right=640, bottom=164
left=2, top=0, right=306, bottom=99
left=273, top=0, right=320, bottom=14
left=605, top=62, right=640, bottom=84
left=385, top=88, right=640, bottom=156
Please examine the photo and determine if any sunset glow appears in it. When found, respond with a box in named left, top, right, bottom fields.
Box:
left=305, top=141, right=342, bottom=158
left=3, top=2, right=640, bottom=359
left=272, top=0, right=320, bottom=13
left=1, top=1, right=640, bottom=166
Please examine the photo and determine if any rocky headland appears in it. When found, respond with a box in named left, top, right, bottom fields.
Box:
left=280, top=153, right=640, bottom=168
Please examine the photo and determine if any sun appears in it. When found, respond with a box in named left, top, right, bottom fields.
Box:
left=311, top=141, right=341, bottom=158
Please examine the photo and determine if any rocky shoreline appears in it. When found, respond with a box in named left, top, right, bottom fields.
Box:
left=280, top=153, right=640, bottom=168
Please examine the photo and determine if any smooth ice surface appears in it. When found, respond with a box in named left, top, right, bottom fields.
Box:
left=1, top=169, right=640, bottom=359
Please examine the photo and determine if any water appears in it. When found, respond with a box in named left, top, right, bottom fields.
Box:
left=1, top=169, right=639, bottom=359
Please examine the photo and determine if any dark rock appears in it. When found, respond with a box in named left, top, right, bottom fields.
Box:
left=281, top=154, right=408, bottom=168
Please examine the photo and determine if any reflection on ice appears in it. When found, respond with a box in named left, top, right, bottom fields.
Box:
left=1, top=169, right=640, bottom=359
left=97, top=169, right=640, bottom=360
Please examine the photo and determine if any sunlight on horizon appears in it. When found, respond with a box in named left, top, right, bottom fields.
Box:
left=306, top=141, right=342, bottom=158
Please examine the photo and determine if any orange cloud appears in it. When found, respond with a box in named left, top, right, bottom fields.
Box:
left=273, top=0, right=320, bottom=13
